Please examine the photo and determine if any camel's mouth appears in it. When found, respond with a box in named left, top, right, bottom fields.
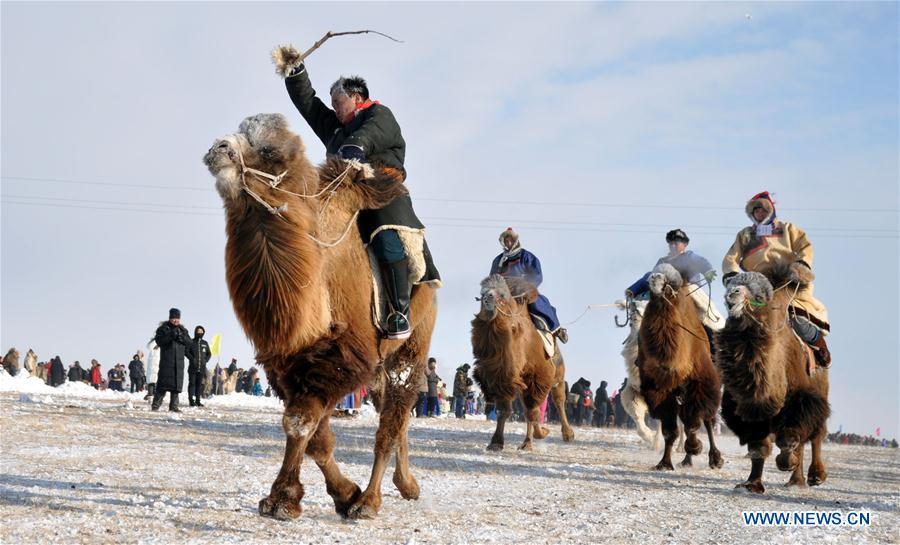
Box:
left=481, top=290, right=498, bottom=312
left=648, top=273, right=666, bottom=295
left=204, top=134, right=247, bottom=200
left=725, top=285, right=749, bottom=318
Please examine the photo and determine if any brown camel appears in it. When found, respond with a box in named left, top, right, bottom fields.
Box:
left=203, top=113, right=438, bottom=520
left=2, top=348, right=20, bottom=376
left=636, top=264, right=724, bottom=471
left=716, top=265, right=830, bottom=493
left=471, top=274, right=574, bottom=451
left=23, top=349, right=37, bottom=376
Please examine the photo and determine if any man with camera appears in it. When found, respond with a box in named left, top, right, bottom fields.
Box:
left=151, top=308, right=194, bottom=412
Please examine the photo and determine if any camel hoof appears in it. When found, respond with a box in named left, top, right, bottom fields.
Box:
left=735, top=480, right=765, bottom=494
left=259, top=496, right=301, bottom=520
left=680, top=456, right=693, bottom=468
left=562, top=428, right=575, bottom=442
left=532, top=426, right=549, bottom=440
left=518, top=441, right=533, bottom=451
left=347, top=499, right=380, bottom=520
left=486, top=443, right=504, bottom=452
left=785, top=477, right=807, bottom=488
left=775, top=450, right=797, bottom=472
left=332, top=484, right=363, bottom=517
left=808, top=471, right=827, bottom=487
left=654, top=460, right=675, bottom=471
left=392, top=473, right=420, bottom=501
left=709, top=450, right=724, bottom=469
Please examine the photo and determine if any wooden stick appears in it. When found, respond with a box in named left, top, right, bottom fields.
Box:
left=299, top=30, right=403, bottom=62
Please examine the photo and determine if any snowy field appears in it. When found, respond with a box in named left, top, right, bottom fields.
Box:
left=1, top=372, right=897, bottom=545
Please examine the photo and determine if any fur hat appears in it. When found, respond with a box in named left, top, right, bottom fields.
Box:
left=745, top=191, right=777, bottom=225
left=169, top=308, right=181, bottom=319
left=499, top=227, right=519, bottom=244
left=665, top=228, right=689, bottom=244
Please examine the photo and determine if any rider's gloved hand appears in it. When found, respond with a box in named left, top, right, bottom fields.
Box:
left=703, top=270, right=717, bottom=284
left=338, top=145, right=366, bottom=162
left=288, top=63, right=306, bottom=78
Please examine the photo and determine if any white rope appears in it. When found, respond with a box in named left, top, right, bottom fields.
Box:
left=308, top=211, right=360, bottom=248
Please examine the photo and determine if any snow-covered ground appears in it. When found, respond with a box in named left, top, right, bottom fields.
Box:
left=1, top=372, right=897, bottom=544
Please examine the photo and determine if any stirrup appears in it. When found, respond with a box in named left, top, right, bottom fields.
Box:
left=385, top=311, right=411, bottom=340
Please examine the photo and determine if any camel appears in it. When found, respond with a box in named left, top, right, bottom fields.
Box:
left=2, top=348, right=20, bottom=376
left=636, top=264, right=724, bottom=471
left=471, top=274, right=574, bottom=451
left=716, top=265, right=830, bottom=493
left=204, top=113, right=437, bottom=521
left=222, top=369, right=241, bottom=395
left=616, top=299, right=663, bottom=449
left=23, top=349, right=37, bottom=376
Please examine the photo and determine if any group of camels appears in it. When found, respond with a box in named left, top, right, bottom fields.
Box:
left=202, top=113, right=829, bottom=521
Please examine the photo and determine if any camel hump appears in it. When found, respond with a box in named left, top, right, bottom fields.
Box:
left=319, top=156, right=408, bottom=211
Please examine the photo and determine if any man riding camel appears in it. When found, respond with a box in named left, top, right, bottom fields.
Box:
left=625, top=228, right=726, bottom=345
left=722, top=191, right=831, bottom=368
left=282, top=60, right=436, bottom=340
left=490, top=228, right=568, bottom=344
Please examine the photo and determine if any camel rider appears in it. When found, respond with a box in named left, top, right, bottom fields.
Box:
left=283, top=63, right=433, bottom=340
left=625, top=229, right=726, bottom=344
left=722, top=191, right=831, bottom=368
left=490, top=228, right=568, bottom=343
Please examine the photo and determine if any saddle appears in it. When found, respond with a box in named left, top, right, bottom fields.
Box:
left=530, top=314, right=557, bottom=359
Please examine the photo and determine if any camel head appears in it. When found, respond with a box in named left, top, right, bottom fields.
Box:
left=724, top=272, right=774, bottom=319
left=648, top=263, right=683, bottom=297
left=4, top=347, right=19, bottom=362
left=477, top=275, right=536, bottom=321
left=204, top=113, right=318, bottom=207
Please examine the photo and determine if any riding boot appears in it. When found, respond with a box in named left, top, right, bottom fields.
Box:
left=555, top=327, right=569, bottom=344
left=195, top=395, right=204, bottom=408
left=144, top=383, right=154, bottom=401
left=169, top=393, right=182, bottom=413
left=188, top=396, right=196, bottom=407
left=379, top=257, right=412, bottom=340
left=150, top=389, right=165, bottom=411
left=811, top=336, right=832, bottom=368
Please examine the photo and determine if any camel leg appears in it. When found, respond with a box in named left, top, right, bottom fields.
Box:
left=654, top=397, right=678, bottom=471
left=259, top=396, right=326, bottom=520
left=519, top=393, right=547, bottom=451
left=678, top=407, right=703, bottom=468
left=736, top=438, right=770, bottom=494
left=488, top=398, right=512, bottom=451
left=348, top=357, right=423, bottom=520
left=551, top=372, right=575, bottom=442
left=775, top=430, right=802, bottom=472
left=807, top=427, right=828, bottom=486
left=786, top=440, right=807, bottom=487
left=305, top=414, right=363, bottom=517
left=622, top=386, right=655, bottom=446
left=705, top=417, right=724, bottom=469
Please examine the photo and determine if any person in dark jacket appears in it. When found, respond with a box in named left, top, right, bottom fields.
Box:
left=187, top=325, right=211, bottom=407
left=282, top=57, right=438, bottom=340
left=593, top=381, right=610, bottom=428
left=128, top=354, right=145, bottom=393
left=152, top=308, right=194, bottom=412
left=107, top=364, right=125, bottom=392
left=569, top=378, right=591, bottom=425
left=67, top=361, right=84, bottom=384
left=490, top=228, right=568, bottom=344
left=49, top=356, right=66, bottom=387
left=452, top=364, right=472, bottom=419
left=227, top=357, right=237, bottom=377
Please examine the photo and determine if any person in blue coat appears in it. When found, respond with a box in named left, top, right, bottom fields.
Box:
left=490, top=228, right=568, bottom=343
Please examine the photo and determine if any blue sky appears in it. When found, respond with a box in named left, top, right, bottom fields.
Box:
left=2, top=2, right=897, bottom=437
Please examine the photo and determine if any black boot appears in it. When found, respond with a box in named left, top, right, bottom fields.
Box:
left=189, top=396, right=196, bottom=407
left=195, top=396, right=204, bottom=408
left=169, top=393, right=182, bottom=413
left=150, top=389, right=165, bottom=411
left=379, top=257, right=412, bottom=340
left=555, top=327, right=569, bottom=344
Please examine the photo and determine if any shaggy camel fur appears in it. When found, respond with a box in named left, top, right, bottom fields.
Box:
left=472, top=275, right=574, bottom=451
left=204, top=113, right=437, bottom=521
left=617, top=300, right=663, bottom=449
left=636, top=264, right=724, bottom=471
left=23, top=349, right=37, bottom=376
left=717, top=265, right=830, bottom=493
left=2, top=348, right=20, bottom=376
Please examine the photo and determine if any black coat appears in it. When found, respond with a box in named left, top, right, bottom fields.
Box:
left=285, top=68, right=405, bottom=172
left=154, top=322, right=194, bottom=393
left=49, top=356, right=66, bottom=386
left=188, top=337, right=211, bottom=374
left=128, top=358, right=144, bottom=381
left=67, top=364, right=83, bottom=383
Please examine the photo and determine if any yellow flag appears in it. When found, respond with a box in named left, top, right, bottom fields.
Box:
left=209, top=334, right=221, bottom=357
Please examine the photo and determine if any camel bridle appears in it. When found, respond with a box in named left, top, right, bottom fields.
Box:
left=232, top=139, right=361, bottom=248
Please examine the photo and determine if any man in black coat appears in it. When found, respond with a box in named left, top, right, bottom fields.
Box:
left=151, top=308, right=194, bottom=412
left=187, top=325, right=211, bottom=407
left=49, top=356, right=66, bottom=387
left=594, top=381, right=610, bottom=428
left=67, top=361, right=84, bottom=384
left=128, top=354, right=145, bottom=393
left=570, top=378, right=591, bottom=425
left=280, top=56, right=438, bottom=340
